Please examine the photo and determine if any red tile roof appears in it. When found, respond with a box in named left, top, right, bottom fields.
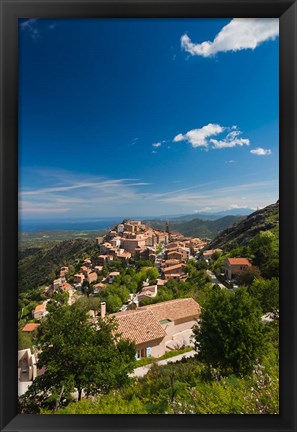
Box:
left=163, top=263, right=185, bottom=273
left=22, top=323, right=40, bottom=332
left=113, top=309, right=166, bottom=345
left=34, top=304, right=46, bottom=313
left=226, top=258, right=252, bottom=266
left=112, top=298, right=200, bottom=345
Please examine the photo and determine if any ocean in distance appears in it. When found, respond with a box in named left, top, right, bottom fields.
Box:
left=19, top=218, right=125, bottom=232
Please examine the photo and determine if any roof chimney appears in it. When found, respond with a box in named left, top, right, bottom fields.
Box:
left=100, top=302, right=106, bottom=319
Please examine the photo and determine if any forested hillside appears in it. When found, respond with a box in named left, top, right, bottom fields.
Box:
left=145, top=215, right=242, bottom=239
left=18, top=239, right=97, bottom=292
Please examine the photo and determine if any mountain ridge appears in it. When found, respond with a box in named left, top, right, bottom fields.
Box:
left=204, top=201, right=279, bottom=251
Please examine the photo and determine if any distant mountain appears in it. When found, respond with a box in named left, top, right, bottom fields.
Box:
left=212, top=208, right=255, bottom=217
left=167, top=208, right=254, bottom=222
left=144, top=215, right=243, bottom=239
left=204, top=201, right=279, bottom=251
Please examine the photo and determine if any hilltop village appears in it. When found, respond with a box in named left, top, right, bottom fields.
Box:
left=18, top=218, right=255, bottom=392
left=18, top=203, right=280, bottom=414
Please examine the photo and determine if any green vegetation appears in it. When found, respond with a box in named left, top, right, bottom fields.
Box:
left=193, top=287, right=268, bottom=377
left=18, top=202, right=279, bottom=414
left=19, top=239, right=98, bottom=292
left=205, top=201, right=279, bottom=251
left=50, top=350, right=278, bottom=414
left=19, top=303, right=136, bottom=413
left=140, top=263, right=212, bottom=307
left=145, top=215, right=242, bottom=239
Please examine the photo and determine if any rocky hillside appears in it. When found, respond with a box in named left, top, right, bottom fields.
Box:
left=18, top=239, right=97, bottom=292
left=204, top=201, right=279, bottom=251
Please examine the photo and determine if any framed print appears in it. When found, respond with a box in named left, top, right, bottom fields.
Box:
left=0, top=0, right=296, bottom=431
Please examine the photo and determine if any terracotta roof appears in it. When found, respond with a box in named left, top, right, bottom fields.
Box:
left=61, top=282, right=72, bottom=292
left=139, top=285, right=157, bottom=294
left=93, top=283, right=106, bottom=288
left=163, top=264, right=185, bottom=273
left=145, top=298, right=200, bottom=322
left=113, top=309, right=166, bottom=345
left=34, top=303, right=47, bottom=313
left=162, top=259, right=180, bottom=266
left=226, top=258, right=252, bottom=266
left=117, top=252, right=131, bottom=257
left=111, top=298, right=200, bottom=345
left=167, top=251, right=183, bottom=256
left=156, top=279, right=166, bottom=286
left=22, top=323, right=40, bottom=332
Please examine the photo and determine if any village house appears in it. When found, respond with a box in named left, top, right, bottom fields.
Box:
left=116, top=251, right=132, bottom=262
left=18, top=348, right=38, bottom=396
left=121, top=238, right=147, bottom=254
left=134, top=247, right=156, bottom=263
left=87, top=271, right=98, bottom=284
left=161, top=259, right=180, bottom=268
left=110, top=237, right=121, bottom=248
left=111, top=298, right=200, bottom=359
left=94, top=265, right=103, bottom=274
left=166, top=241, right=185, bottom=250
left=33, top=302, right=49, bottom=321
left=154, top=230, right=169, bottom=245
left=108, top=271, right=120, bottom=283
left=22, top=323, right=40, bottom=333
left=136, top=285, right=158, bottom=303
left=156, top=278, right=166, bottom=288
left=74, top=273, right=85, bottom=284
left=80, top=266, right=91, bottom=276
left=225, top=257, right=252, bottom=280
left=60, top=266, right=69, bottom=277
left=163, top=263, right=187, bottom=281
left=99, top=242, right=113, bottom=254
left=202, top=249, right=223, bottom=262
left=166, top=250, right=183, bottom=261
left=60, top=282, right=72, bottom=292
left=95, top=236, right=104, bottom=245
left=93, top=282, right=106, bottom=294
left=53, top=278, right=63, bottom=291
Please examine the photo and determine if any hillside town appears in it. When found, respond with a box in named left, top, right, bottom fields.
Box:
left=18, top=218, right=258, bottom=397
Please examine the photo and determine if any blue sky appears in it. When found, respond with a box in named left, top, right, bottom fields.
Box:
left=19, top=18, right=279, bottom=221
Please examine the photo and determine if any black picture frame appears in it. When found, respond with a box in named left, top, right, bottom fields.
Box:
left=0, top=1, right=296, bottom=431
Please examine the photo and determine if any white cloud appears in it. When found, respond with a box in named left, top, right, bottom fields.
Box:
left=225, top=160, right=235, bottom=164
left=250, top=147, right=272, bottom=156
left=152, top=150, right=157, bottom=154
left=181, top=18, right=279, bottom=57
left=173, top=124, right=249, bottom=150
left=228, top=204, right=248, bottom=209
left=152, top=142, right=162, bottom=148
left=173, top=123, right=225, bottom=148
left=210, top=130, right=250, bottom=149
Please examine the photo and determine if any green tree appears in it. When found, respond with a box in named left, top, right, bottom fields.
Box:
left=106, top=293, right=122, bottom=313
left=248, top=277, right=279, bottom=314
left=19, top=303, right=136, bottom=412
left=193, top=287, right=268, bottom=377
left=18, top=329, right=33, bottom=351
left=249, top=231, right=278, bottom=272
left=236, top=266, right=262, bottom=286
